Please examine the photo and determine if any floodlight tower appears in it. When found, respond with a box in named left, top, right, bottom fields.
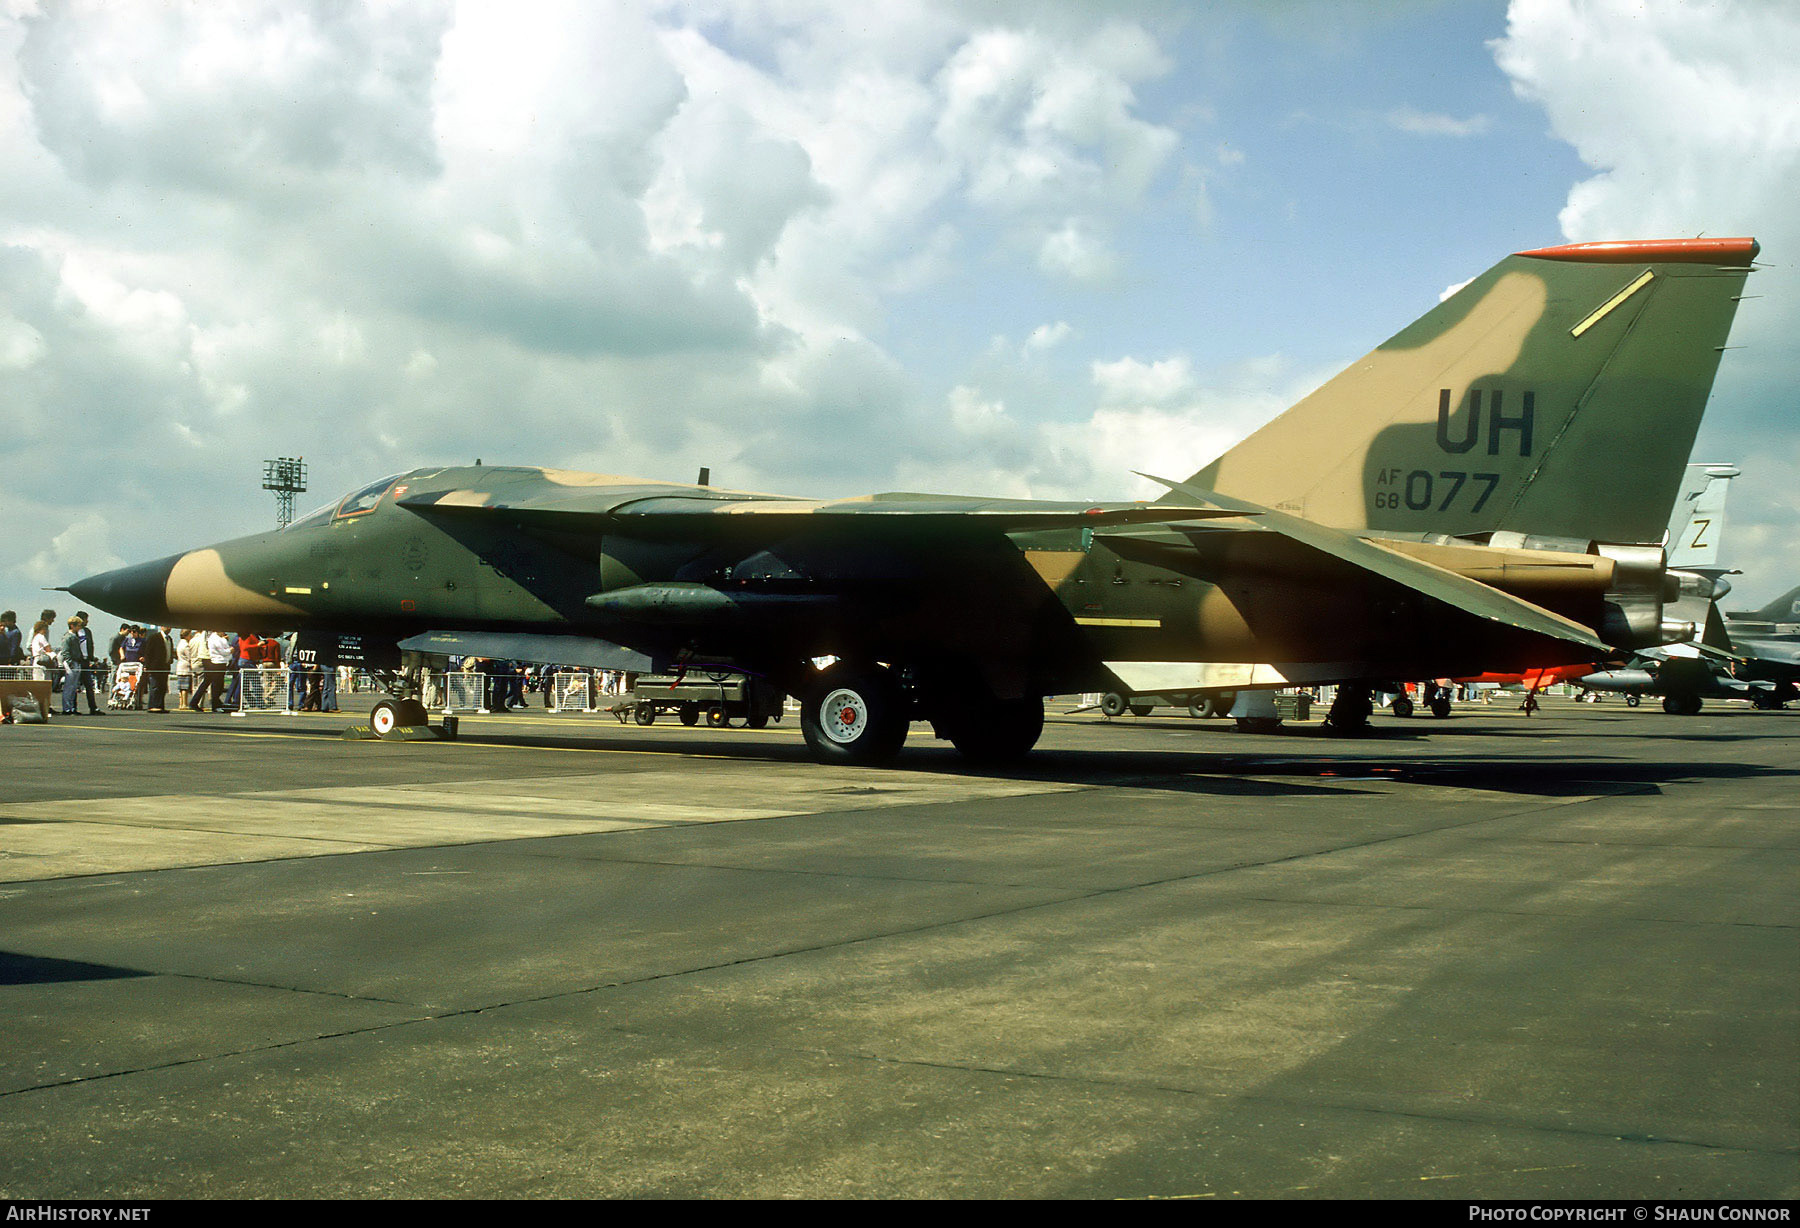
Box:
left=262, top=457, right=308, bottom=528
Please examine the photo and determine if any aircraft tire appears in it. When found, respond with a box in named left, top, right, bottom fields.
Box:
left=1429, top=697, right=1452, bottom=719
left=1187, top=700, right=1206, bottom=719
left=941, top=696, right=1044, bottom=763
left=1323, top=684, right=1374, bottom=736
left=1662, top=693, right=1702, bottom=716
left=369, top=698, right=428, bottom=738
left=799, top=664, right=907, bottom=765
left=744, top=713, right=770, bottom=729
left=1625, top=694, right=1641, bottom=708
left=1100, top=692, right=1128, bottom=718
left=1128, top=703, right=1153, bottom=717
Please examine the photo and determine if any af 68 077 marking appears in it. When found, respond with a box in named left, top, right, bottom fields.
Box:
left=1373, top=469, right=1502, bottom=513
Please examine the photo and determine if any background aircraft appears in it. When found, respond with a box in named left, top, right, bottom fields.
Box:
left=1719, top=585, right=1800, bottom=707
left=1459, top=463, right=1740, bottom=708
left=1578, top=487, right=1798, bottom=713
left=71, top=238, right=1758, bottom=762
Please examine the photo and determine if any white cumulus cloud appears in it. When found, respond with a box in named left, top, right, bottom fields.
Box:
left=1494, top=0, right=1800, bottom=602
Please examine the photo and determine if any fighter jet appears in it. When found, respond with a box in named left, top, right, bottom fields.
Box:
left=1730, top=586, right=1800, bottom=627
left=1464, top=462, right=1741, bottom=710
left=1720, top=585, right=1800, bottom=707
left=71, top=237, right=1759, bottom=762
left=1578, top=477, right=1799, bottom=713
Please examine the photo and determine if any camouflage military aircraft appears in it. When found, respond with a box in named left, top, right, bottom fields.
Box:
left=70, top=237, right=1759, bottom=762
left=1577, top=473, right=1800, bottom=713
left=1716, top=585, right=1800, bottom=708
left=1576, top=627, right=1797, bottom=713
left=1460, top=462, right=1740, bottom=708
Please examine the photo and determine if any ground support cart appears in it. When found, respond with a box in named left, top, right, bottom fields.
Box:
left=615, top=672, right=786, bottom=729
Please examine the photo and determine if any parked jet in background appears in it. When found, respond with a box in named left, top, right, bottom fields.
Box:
left=1451, top=462, right=1741, bottom=708
left=1720, top=585, right=1800, bottom=707
left=71, top=238, right=1759, bottom=762
left=1579, top=493, right=1799, bottom=713
left=1729, top=586, right=1800, bottom=626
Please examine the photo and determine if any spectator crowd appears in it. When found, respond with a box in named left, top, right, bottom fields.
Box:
left=0, top=608, right=336, bottom=717
left=1, top=608, right=626, bottom=721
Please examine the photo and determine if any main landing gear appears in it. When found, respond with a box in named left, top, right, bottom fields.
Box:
left=1323, top=683, right=1375, bottom=736
left=794, top=661, right=1046, bottom=766
left=931, top=693, right=1044, bottom=764
left=798, top=663, right=910, bottom=765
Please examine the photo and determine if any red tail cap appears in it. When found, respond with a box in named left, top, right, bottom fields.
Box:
left=1515, top=237, right=1759, bottom=265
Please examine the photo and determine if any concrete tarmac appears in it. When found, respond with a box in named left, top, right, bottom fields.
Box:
left=0, top=697, right=1795, bottom=1198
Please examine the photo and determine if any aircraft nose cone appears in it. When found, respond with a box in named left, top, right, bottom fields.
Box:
left=68, top=553, right=182, bottom=624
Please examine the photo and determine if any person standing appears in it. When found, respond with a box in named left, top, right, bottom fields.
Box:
left=28, top=620, right=54, bottom=681
left=476, top=657, right=499, bottom=712
left=0, top=611, right=21, bottom=667
left=120, top=625, right=146, bottom=708
left=191, top=630, right=232, bottom=712
left=258, top=633, right=282, bottom=705
left=74, top=614, right=98, bottom=691
left=142, top=626, right=172, bottom=712
left=289, top=642, right=313, bottom=711
left=174, top=630, right=195, bottom=709
left=106, top=624, right=129, bottom=701
left=223, top=633, right=245, bottom=709
left=60, top=617, right=100, bottom=715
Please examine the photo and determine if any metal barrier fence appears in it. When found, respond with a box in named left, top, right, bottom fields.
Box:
left=3, top=662, right=1603, bottom=721
left=551, top=671, right=598, bottom=712
left=3, top=663, right=116, bottom=711
left=235, top=665, right=291, bottom=716
left=440, top=671, right=489, bottom=713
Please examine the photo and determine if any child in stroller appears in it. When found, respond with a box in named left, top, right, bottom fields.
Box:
left=108, top=662, right=144, bottom=710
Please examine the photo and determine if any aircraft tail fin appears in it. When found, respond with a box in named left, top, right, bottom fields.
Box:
left=1742, top=585, right=1800, bottom=624
left=1665, top=463, right=1738, bottom=569
left=1176, top=238, right=1758, bottom=544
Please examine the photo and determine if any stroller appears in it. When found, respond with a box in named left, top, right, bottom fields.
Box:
left=108, top=662, right=144, bottom=710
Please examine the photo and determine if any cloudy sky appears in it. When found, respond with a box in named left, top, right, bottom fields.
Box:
left=3, top=0, right=1797, bottom=627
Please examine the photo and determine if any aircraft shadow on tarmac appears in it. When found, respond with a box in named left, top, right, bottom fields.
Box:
left=1107, top=713, right=1796, bottom=745
left=959, top=750, right=1799, bottom=800
left=336, top=723, right=1800, bottom=802
left=0, top=951, right=152, bottom=986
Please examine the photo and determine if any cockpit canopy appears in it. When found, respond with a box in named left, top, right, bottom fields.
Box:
left=285, top=472, right=408, bottom=530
